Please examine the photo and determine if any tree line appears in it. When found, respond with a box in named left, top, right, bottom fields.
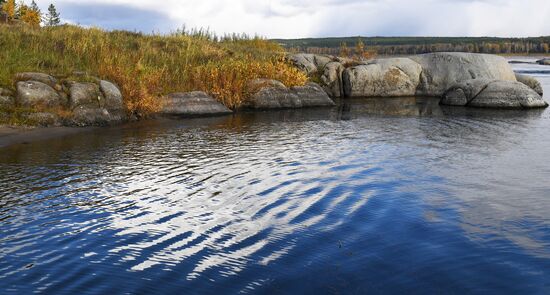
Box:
left=1, top=0, right=61, bottom=27
left=279, top=37, right=550, bottom=56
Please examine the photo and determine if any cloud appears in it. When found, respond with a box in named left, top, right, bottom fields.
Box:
left=35, top=0, right=550, bottom=38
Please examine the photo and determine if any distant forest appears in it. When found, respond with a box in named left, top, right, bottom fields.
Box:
left=273, top=36, right=550, bottom=56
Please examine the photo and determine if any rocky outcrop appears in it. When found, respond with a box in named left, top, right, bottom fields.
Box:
left=16, top=81, right=63, bottom=107
left=245, top=81, right=335, bottom=109
left=288, top=53, right=334, bottom=75
left=411, top=52, right=517, bottom=97
left=160, top=91, right=232, bottom=117
left=343, top=58, right=422, bottom=97
left=442, top=79, right=548, bottom=109
left=321, top=62, right=345, bottom=98
left=515, top=73, right=543, bottom=96
left=15, top=72, right=58, bottom=88
left=537, top=58, right=550, bottom=66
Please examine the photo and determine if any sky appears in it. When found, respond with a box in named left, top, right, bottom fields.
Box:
left=35, top=0, right=550, bottom=38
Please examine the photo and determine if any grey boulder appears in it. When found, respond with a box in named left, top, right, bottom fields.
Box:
left=515, top=73, right=543, bottom=96
left=15, top=72, right=58, bottom=88
left=99, top=80, right=124, bottom=111
left=16, top=81, right=63, bottom=107
left=343, top=58, right=422, bottom=97
left=411, top=52, right=517, bottom=97
left=442, top=79, right=548, bottom=109
left=160, top=91, right=232, bottom=117
left=69, top=82, right=102, bottom=109
left=288, top=54, right=334, bottom=75
left=68, top=107, right=125, bottom=126
left=246, top=82, right=335, bottom=109
left=0, top=88, right=13, bottom=107
left=321, top=62, right=345, bottom=98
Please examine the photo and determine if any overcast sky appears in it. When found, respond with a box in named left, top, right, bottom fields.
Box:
left=36, top=0, right=550, bottom=38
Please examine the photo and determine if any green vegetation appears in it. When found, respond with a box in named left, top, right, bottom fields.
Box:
left=276, top=36, right=550, bottom=56
left=0, top=24, right=307, bottom=122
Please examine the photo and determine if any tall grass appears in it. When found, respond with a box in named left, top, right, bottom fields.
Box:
left=0, top=24, right=307, bottom=115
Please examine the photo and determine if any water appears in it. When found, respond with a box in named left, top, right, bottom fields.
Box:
left=1, top=58, right=550, bottom=294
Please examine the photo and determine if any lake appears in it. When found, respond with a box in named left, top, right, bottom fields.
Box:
left=1, top=58, right=550, bottom=294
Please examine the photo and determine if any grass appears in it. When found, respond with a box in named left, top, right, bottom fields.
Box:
left=0, top=24, right=307, bottom=122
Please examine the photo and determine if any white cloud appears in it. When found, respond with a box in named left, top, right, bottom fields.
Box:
left=35, top=0, right=550, bottom=38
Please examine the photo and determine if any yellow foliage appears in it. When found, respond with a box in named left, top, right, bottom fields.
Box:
left=21, top=8, right=40, bottom=27
left=1, top=0, right=15, bottom=19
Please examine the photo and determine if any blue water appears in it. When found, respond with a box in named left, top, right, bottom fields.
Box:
left=1, top=59, right=550, bottom=294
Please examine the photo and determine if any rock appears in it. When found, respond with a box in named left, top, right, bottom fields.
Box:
left=536, top=58, right=550, bottom=66
left=69, top=82, right=102, bottom=109
left=442, top=79, right=548, bottom=109
left=321, top=62, right=345, bottom=98
left=0, top=95, right=13, bottom=107
left=160, top=91, right=232, bottom=117
left=0, top=87, right=12, bottom=96
left=342, top=58, right=422, bottom=97
left=247, top=79, right=286, bottom=94
left=288, top=54, right=334, bottom=75
left=515, top=73, right=543, bottom=96
left=99, top=80, right=124, bottom=111
left=246, top=81, right=335, bottom=109
left=26, top=112, right=60, bottom=127
left=14, top=72, right=58, bottom=88
left=16, top=81, right=63, bottom=107
left=411, top=52, right=517, bottom=97
left=67, top=107, right=125, bottom=126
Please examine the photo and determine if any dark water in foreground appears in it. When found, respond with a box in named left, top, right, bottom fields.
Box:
left=1, top=61, right=550, bottom=294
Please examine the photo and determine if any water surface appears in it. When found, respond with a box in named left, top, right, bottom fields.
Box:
left=1, top=58, right=550, bottom=294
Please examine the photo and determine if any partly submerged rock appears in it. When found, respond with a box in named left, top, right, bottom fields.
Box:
left=442, top=79, right=548, bottom=109
left=160, top=91, right=232, bottom=117
left=69, top=82, right=102, bottom=109
left=99, top=80, right=124, bottom=111
left=321, top=62, right=345, bottom=98
left=515, top=73, right=543, bottom=96
left=536, top=58, right=550, bottom=66
left=246, top=82, right=335, bottom=109
left=411, top=52, right=517, bottom=97
left=25, top=112, right=60, bottom=127
left=16, top=81, right=63, bottom=107
left=15, top=72, right=58, bottom=88
left=343, top=58, right=422, bottom=97
left=67, top=107, right=125, bottom=126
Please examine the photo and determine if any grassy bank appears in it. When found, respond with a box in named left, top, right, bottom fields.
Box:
left=0, top=24, right=307, bottom=121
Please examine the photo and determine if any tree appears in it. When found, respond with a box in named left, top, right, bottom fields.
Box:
left=355, top=38, right=365, bottom=59
left=339, top=42, right=350, bottom=57
left=44, top=3, right=60, bottom=26
left=1, top=0, right=16, bottom=19
left=16, top=0, right=41, bottom=27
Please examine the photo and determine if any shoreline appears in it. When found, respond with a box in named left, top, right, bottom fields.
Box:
left=0, top=125, right=98, bottom=149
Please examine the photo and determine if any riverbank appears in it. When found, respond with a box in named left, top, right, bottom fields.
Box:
left=0, top=125, right=97, bottom=148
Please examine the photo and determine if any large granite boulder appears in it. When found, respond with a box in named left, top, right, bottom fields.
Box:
left=343, top=58, right=422, bottom=97
left=515, top=74, right=543, bottom=96
left=536, top=58, right=550, bottom=66
left=411, top=53, right=517, bottom=97
left=321, top=62, right=345, bottom=98
left=15, top=72, right=58, bottom=88
left=16, top=81, right=63, bottom=107
left=160, top=91, right=232, bottom=117
left=69, top=82, right=102, bottom=109
left=245, top=81, right=335, bottom=109
left=442, top=79, right=548, bottom=109
left=289, top=54, right=334, bottom=75
left=99, top=80, right=124, bottom=111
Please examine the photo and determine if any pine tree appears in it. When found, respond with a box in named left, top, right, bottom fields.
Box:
left=339, top=42, right=350, bottom=57
left=44, top=3, right=60, bottom=26
left=355, top=38, right=365, bottom=59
